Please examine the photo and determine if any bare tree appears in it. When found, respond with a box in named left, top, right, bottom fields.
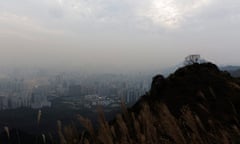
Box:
left=184, top=54, right=201, bottom=65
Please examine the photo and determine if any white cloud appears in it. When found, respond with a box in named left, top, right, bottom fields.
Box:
left=0, top=0, right=240, bottom=70
left=0, top=12, right=63, bottom=40
left=140, top=0, right=212, bottom=28
left=0, top=0, right=238, bottom=31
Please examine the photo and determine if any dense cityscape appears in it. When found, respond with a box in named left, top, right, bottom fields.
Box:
left=0, top=69, right=151, bottom=111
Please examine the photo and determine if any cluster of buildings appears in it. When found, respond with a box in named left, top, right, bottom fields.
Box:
left=0, top=72, right=151, bottom=110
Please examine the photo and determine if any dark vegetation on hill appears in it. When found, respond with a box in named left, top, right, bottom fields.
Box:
left=133, top=63, right=240, bottom=122
left=66, top=63, right=240, bottom=144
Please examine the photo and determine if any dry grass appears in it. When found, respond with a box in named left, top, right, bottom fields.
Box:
left=4, top=126, right=10, bottom=139
left=59, top=102, right=240, bottom=144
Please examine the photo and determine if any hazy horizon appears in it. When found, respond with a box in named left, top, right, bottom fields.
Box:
left=0, top=0, right=240, bottom=73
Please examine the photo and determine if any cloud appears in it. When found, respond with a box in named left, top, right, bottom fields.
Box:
left=0, top=12, right=63, bottom=40
left=0, top=0, right=217, bottom=32
left=0, top=0, right=239, bottom=31
left=139, top=0, right=212, bottom=28
left=0, top=0, right=240, bottom=70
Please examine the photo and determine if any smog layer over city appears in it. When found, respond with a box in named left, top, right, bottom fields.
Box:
left=0, top=0, right=240, bottom=143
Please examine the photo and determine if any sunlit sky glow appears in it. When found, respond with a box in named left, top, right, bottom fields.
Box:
left=144, top=0, right=212, bottom=28
left=0, top=0, right=240, bottom=72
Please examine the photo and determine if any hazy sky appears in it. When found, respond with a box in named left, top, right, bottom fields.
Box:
left=0, top=0, right=240, bottom=72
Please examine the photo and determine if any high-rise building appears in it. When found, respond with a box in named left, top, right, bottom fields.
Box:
left=69, top=85, right=82, bottom=97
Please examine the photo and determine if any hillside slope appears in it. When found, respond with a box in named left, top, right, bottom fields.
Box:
left=64, top=63, right=240, bottom=144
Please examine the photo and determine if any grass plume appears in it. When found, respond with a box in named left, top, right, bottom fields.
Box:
left=58, top=102, right=240, bottom=144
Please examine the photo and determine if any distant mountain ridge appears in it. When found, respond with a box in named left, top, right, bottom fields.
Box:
left=220, top=65, right=240, bottom=72
left=220, top=65, right=240, bottom=77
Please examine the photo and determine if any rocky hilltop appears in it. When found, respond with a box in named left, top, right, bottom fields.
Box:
left=76, top=63, right=240, bottom=144
left=133, top=63, right=240, bottom=124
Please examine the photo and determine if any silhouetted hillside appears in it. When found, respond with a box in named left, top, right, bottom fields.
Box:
left=71, top=63, right=240, bottom=144
left=133, top=63, right=240, bottom=123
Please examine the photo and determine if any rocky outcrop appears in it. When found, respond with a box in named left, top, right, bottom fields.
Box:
left=132, top=62, right=240, bottom=126
left=77, top=62, right=240, bottom=144
left=150, top=75, right=166, bottom=97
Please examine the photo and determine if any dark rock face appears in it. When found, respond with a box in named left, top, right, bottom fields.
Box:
left=150, top=75, right=166, bottom=97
